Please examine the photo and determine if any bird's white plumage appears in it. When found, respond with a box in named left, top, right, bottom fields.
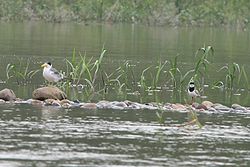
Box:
left=42, top=63, right=62, bottom=83
left=187, top=82, right=200, bottom=97
left=188, top=89, right=200, bottom=97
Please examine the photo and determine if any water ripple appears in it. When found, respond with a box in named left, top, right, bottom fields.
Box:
left=0, top=106, right=250, bottom=166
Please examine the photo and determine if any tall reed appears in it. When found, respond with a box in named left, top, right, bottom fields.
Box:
left=193, top=45, right=214, bottom=87
left=218, top=62, right=240, bottom=89
left=152, top=60, right=168, bottom=89
left=6, top=58, right=40, bottom=85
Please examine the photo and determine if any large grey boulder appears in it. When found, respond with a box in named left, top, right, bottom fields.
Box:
left=32, top=86, right=67, bottom=101
left=0, top=88, right=16, bottom=101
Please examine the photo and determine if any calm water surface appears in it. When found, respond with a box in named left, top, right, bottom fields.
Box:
left=0, top=22, right=250, bottom=166
left=0, top=22, right=250, bottom=105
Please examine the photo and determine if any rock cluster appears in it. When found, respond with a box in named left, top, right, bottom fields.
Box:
left=19, top=99, right=250, bottom=113
left=0, top=87, right=249, bottom=113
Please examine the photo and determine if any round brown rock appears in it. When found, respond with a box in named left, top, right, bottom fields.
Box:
left=32, top=86, right=67, bottom=101
left=0, top=88, right=16, bottom=101
left=201, top=101, right=213, bottom=109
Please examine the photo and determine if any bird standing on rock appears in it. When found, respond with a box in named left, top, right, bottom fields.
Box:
left=41, top=62, right=63, bottom=84
left=188, top=80, right=200, bottom=104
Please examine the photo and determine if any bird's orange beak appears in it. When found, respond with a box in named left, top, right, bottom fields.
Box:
left=41, top=63, right=47, bottom=68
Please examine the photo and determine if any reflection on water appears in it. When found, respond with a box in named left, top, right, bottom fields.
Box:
left=0, top=105, right=250, bottom=166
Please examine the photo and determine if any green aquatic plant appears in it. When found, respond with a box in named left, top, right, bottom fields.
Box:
left=155, top=104, right=166, bottom=125
left=65, top=48, right=106, bottom=87
left=91, top=48, right=106, bottom=85
left=194, top=45, right=214, bottom=87
left=6, top=59, right=40, bottom=85
left=139, top=66, right=151, bottom=91
left=168, top=55, right=194, bottom=91
left=237, top=65, right=249, bottom=90
left=65, top=49, right=93, bottom=85
left=218, top=62, right=241, bottom=89
left=103, top=60, right=135, bottom=91
left=109, top=77, right=126, bottom=95
left=60, top=46, right=248, bottom=104
left=187, top=108, right=203, bottom=129
left=7, top=45, right=249, bottom=106
left=62, top=48, right=107, bottom=101
left=65, top=48, right=82, bottom=84
left=118, top=60, right=136, bottom=88
left=83, top=78, right=96, bottom=101
left=216, top=63, right=250, bottom=90
left=169, top=55, right=180, bottom=88
left=212, top=80, right=224, bottom=89
left=152, top=60, right=168, bottom=89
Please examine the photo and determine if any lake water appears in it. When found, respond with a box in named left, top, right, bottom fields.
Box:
left=0, top=22, right=250, bottom=166
left=1, top=22, right=250, bottom=105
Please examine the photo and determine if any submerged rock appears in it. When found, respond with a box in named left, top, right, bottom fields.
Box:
left=32, top=86, right=67, bottom=101
left=52, top=101, right=61, bottom=107
left=0, top=99, right=5, bottom=103
left=192, top=102, right=200, bottom=109
left=124, top=100, right=133, bottom=106
left=80, top=103, right=97, bottom=109
left=26, top=99, right=44, bottom=106
left=231, top=104, right=246, bottom=111
left=171, top=103, right=187, bottom=111
left=61, top=103, right=72, bottom=108
left=191, top=102, right=207, bottom=110
left=111, top=101, right=127, bottom=108
left=96, top=100, right=111, bottom=109
left=212, top=103, right=231, bottom=111
left=126, top=102, right=143, bottom=109
left=14, top=98, right=24, bottom=104
left=163, top=103, right=173, bottom=110
left=96, top=101, right=128, bottom=110
left=59, top=99, right=73, bottom=105
left=208, top=107, right=217, bottom=112
left=95, top=100, right=160, bottom=110
left=144, top=102, right=159, bottom=110
left=0, top=88, right=16, bottom=101
left=44, top=99, right=61, bottom=106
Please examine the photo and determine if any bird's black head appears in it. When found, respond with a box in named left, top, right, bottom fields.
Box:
left=189, top=82, right=194, bottom=85
left=47, top=62, right=52, bottom=66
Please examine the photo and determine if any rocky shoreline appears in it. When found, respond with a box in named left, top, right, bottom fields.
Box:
left=0, top=87, right=249, bottom=112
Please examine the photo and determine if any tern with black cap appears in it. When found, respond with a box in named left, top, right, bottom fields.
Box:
left=41, top=62, right=63, bottom=83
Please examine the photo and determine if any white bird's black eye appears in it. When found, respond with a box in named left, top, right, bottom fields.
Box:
left=189, top=82, right=194, bottom=85
left=47, top=62, right=52, bottom=66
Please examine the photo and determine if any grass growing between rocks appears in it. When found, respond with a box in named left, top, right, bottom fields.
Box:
left=155, top=102, right=203, bottom=128
left=3, top=45, right=250, bottom=104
